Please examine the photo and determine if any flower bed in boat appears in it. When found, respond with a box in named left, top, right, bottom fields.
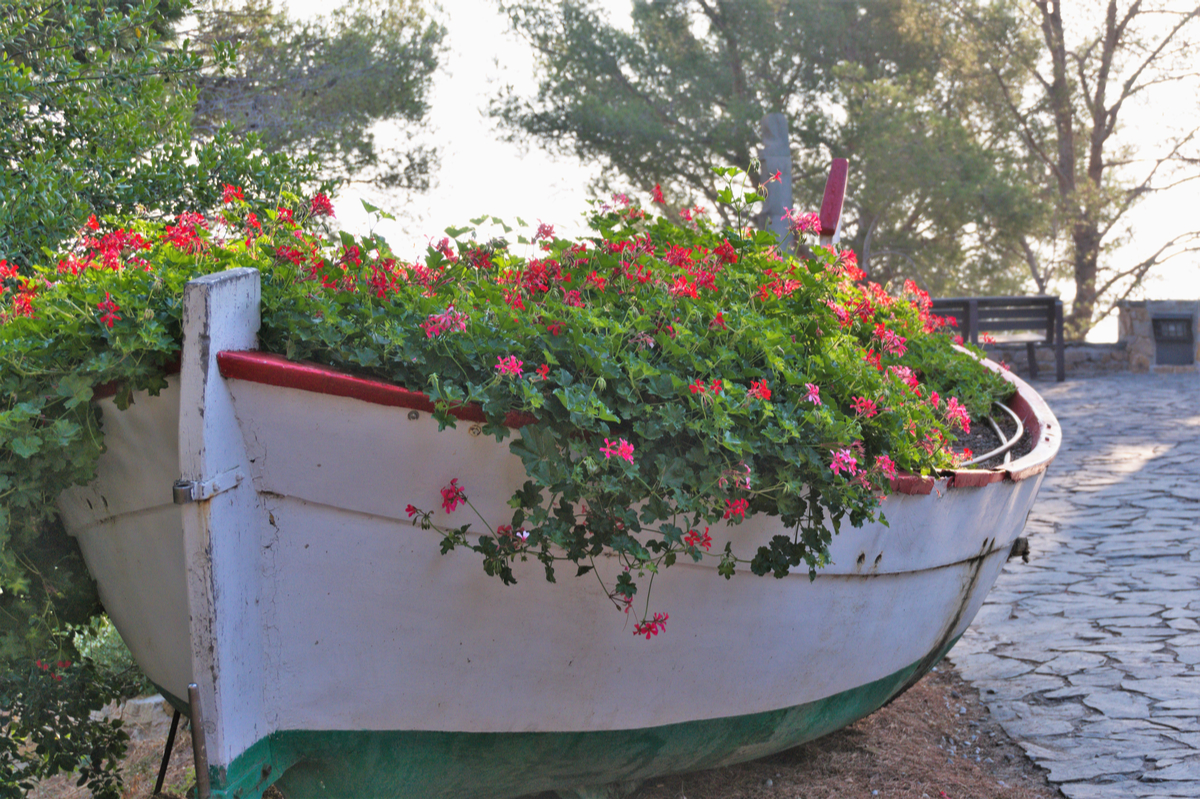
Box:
left=3, top=172, right=1014, bottom=636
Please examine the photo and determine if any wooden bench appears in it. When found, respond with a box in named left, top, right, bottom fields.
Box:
left=930, top=296, right=1065, bottom=382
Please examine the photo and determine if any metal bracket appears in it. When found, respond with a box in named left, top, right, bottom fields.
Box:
left=173, top=469, right=244, bottom=504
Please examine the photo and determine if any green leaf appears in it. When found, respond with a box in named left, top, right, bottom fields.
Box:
left=11, top=435, right=42, bottom=459
left=56, top=375, right=94, bottom=409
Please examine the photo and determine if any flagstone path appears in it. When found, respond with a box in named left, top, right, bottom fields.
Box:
left=948, top=371, right=1200, bottom=798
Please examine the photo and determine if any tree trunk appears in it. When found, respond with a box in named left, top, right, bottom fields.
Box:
left=1070, top=222, right=1101, bottom=337
left=1038, top=0, right=1091, bottom=338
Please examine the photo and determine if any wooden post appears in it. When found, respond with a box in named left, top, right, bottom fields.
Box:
left=759, top=113, right=792, bottom=243
left=179, top=268, right=269, bottom=787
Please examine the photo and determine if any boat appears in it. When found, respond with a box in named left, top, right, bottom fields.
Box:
left=58, top=267, right=1061, bottom=797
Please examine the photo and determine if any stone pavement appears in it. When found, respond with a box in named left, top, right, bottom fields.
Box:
left=947, top=372, right=1200, bottom=799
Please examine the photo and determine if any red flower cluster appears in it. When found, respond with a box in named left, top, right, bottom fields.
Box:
left=35, top=658, right=71, bottom=682
left=875, top=454, right=898, bottom=479
left=421, top=306, right=469, bottom=338
left=163, top=212, right=208, bottom=254
left=310, top=193, right=335, bottom=217
left=875, top=323, right=908, bottom=357
left=944, top=396, right=971, bottom=433
left=748, top=380, right=771, bottom=401
left=97, top=292, right=121, bottom=328
left=830, top=448, right=859, bottom=477
left=713, top=239, right=738, bottom=265
left=440, top=479, right=466, bottom=513
left=724, top=498, right=748, bottom=520
left=836, top=249, right=865, bottom=281
left=684, top=527, right=712, bottom=551
left=632, top=612, right=669, bottom=639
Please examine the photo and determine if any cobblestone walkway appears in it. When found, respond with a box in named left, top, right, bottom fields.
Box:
left=948, top=372, right=1200, bottom=799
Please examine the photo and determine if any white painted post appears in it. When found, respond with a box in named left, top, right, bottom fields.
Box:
left=178, top=268, right=269, bottom=783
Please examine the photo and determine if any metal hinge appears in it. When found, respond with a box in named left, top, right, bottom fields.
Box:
left=173, top=469, right=244, bottom=504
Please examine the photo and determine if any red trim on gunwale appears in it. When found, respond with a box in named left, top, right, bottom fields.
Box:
left=214, top=350, right=1056, bottom=490
left=888, top=475, right=935, bottom=495
left=216, top=351, right=538, bottom=429
left=947, top=469, right=1006, bottom=489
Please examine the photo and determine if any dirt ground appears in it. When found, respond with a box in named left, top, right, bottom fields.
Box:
left=640, top=665, right=1060, bottom=799
left=31, top=661, right=1059, bottom=799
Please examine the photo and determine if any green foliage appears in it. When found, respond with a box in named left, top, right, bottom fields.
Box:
left=191, top=0, right=447, bottom=189
left=492, top=0, right=1042, bottom=296
left=75, top=616, right=153, bottom=698
left=2, top=172, right=1010, bottom=648
left=0, top=647, right=145, bottom=798
left=0, top=0, right=323, bottom=271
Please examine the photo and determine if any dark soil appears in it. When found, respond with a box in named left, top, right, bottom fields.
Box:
left=952, top=405, right=1035, bottom=469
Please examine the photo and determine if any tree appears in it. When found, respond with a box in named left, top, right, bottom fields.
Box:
left=959, top=0, right=1200, bottom=335
left=493, top=0, right=1041, bottom=296
left=189, top=0, right=447, bottom=189
left=497, top=0, right=1200, bottom=335
left=0, top=0, right=321, bottom=271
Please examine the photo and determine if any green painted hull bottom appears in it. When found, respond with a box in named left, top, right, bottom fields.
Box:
left=199, top=635, right=961, bottom=799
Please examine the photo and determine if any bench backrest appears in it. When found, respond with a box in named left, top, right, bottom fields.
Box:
left=930, top=296, right=1063, bottom=344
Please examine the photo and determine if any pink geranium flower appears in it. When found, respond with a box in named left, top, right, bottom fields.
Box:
left=440, top=479, right=465, bottom=513
left=876, top=455, right=898, bottom=480
left=495, top=355, right=524, bottom=377
left=851, top=396, right=877, bottom=418
left=830, top=449, right=859, bottom=477
left=600, top=437, right=635, bottom=463
left=945, top=396, right=971, bottom=433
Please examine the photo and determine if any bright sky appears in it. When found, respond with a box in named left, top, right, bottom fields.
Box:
left=282, top=0, right=622, bottom=249
left=281, top=0, right=1199, bottom=342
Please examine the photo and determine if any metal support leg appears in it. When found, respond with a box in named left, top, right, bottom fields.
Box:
left=153, top=709, right=182, bottom=796
left=188, top=683, right=211, bottom=799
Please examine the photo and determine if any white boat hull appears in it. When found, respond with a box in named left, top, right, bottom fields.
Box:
left=58, top=269, right=1061, bottom=797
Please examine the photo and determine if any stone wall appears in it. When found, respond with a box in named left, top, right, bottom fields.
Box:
left=1116, top=300, right=1200, bottom=374
left=980, top=341, right=1130, bottom=380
